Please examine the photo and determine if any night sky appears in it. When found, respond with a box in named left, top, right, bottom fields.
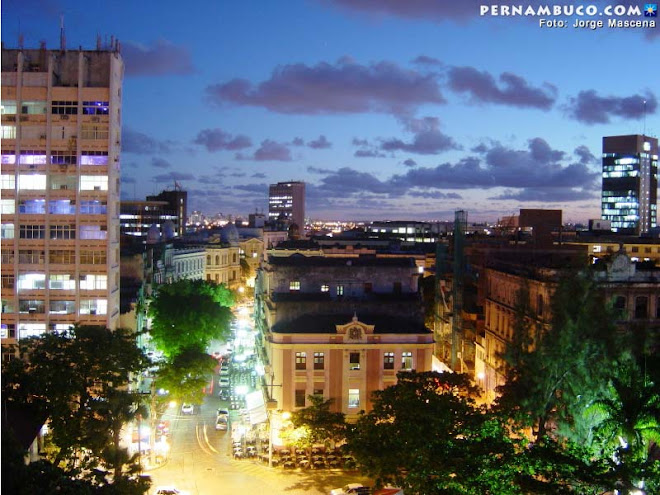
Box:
left=2, top=0, right=658, bottom=222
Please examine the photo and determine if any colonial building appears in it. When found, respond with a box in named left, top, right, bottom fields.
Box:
left=255, top=255, right=433, bottom=420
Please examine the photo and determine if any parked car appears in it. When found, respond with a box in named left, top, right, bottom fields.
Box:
left=330, top=484, right=370, bottom=495
left=216, top=408, right=229, bottom=419
left=219, top=377, right=230, bottom=388
left=215, top=416, right=228, bottom=430
left=155, top=487, right=190, bottom=495
left=181, top=403, right=194, bottom=415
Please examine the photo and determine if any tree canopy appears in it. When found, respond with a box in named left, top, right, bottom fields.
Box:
left=288, top=395, right=346, bottom=450
left=153, top=348, right=217, bottom=405
left=147, top=279, right=234, bottom=358
left=1, top=326, right=149, bottom=492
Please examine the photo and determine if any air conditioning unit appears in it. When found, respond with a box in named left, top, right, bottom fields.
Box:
left=5, top=115, right=16, bottom=122
left=60, top=185, right=68, bottom=190
left=28, top=164, right=37, bottom=170
left=39, top=134, right=47, bottom=139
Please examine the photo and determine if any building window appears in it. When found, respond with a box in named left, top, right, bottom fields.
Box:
left=383, top=352, right=394, bottom=370
left=50, top=250, right=76, bottom=264
left=18, top=250, right=45, bottom=264
left=348, top=389, right=360, bottom=408
left=19, top=199, right=46, bottom=214
left=82, top=101, right=109, bottom=115
left=289, top=280, right=300, bottom=291
left=49, top=300, right=75, bottom=315
left=1, top=274, right=15, bottom=289
left=295, top=352, right=307, bottom=370
left=51, top=101, right=78, bottom=115
left=18, top=174, right=47, bottom=190
left=50, top=224, right=76, bottom=240
left=49, top=274, right=75, bottom=290
left=321, top=284, right=329, bottom=293
left=295, top=389, right=306, bottom=408
left=635, top=296, right=648, bottom=319
left=48, top=199, right=76, bottom=215
left=1, top=125, right=16, bottom=139
left=1, top=249, right=14, bottom=264
left=79, top=274, right=107, bottom=290
left=50, top=151, right=76, bottom=165
left=1, top=223, right=15, bottom=239
left=80, top=175, right=108, bottom=191
left=1, top=174, right=16, bottom=189
left=79, top=200, right=106, bottom=214
left=19, top=224, right=45, bottom=239
left=363, top=282, right=372, bottom=293
left=17, top=273, right=46, bottom=291
left=19, top=300, right=45, bottom=314
left=313, top=352, right=324, bottom=370
left=349, top=352, right=360, bottom=370
left=79, top=299, right=107, bottom=315
left=313, top=388, right=324, bottom=397
left=80, top=151, right=108, bottom=166
left=1, top=199, right=15, bottom=214
left=402, top=352, right=413, bottom=370
left=81, top=125, right=109, bottom=140
left=337, top=284, right=344, bottom=297
left=79, top=250, right=106, bottom=265
left=79, top=224, right=107, bottom=240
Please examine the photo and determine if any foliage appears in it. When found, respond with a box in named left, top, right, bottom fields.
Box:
left=346, top=371, right=526, bottom=494
left=153, top=347, right=217, bottom=405
left=289, top=395, right=346, bottom=449
left=419, top=274, right=436, bottom=330
left=496, top=271, right=620, bottom=442
left=148, top=279, right=234, bottom=358
left=1, top=326, right=148, bottom=485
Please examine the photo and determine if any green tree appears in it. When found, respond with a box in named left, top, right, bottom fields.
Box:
left=346, top=371, right=525, bottom=494
left=497, top=271, right=620, bottom=442
left=153, top=348, right=217, bottom=406
left=289, top=395, right=346, bottom=450
left=1, top=326, right=149, bottom=491
left=148, top=279, right=234, bottom=358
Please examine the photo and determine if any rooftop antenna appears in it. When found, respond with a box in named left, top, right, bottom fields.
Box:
left=96, top=34, right=102, bottom=51
left=643, top=100, right=647, bottom=137
left=59, top=15, right=66, bottom=51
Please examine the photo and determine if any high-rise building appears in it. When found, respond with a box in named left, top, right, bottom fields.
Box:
left=1, top=41, right=123, bottom=349
left=602, top=135, right=658, bottom=234
left=147, top=186, right=187, bottom=236
left=268, top=181, right=305, bottom=229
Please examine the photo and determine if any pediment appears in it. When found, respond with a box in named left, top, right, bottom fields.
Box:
left=336, top=314, right=374, bottom=342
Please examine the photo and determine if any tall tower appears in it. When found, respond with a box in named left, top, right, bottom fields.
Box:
left=1, top=41, right=123, bottom=349
left=602, top=135, right=658, bottom=234
left=268, top=181, right=305, bottom=229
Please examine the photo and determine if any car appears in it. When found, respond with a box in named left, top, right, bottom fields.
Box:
left=181, top=403, right=194, bottom=415
left=215, top=416, right=228, bottom=430
left=330, top=484, right=369, bottom=495
left=216, top=408, right=229, bottom=419
left=154, top=487, right=190, bottom=495
left=219, top=377, right=230, bottom=388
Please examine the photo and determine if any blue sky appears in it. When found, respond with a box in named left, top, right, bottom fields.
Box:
left=2, top=0, right=658, bottom=223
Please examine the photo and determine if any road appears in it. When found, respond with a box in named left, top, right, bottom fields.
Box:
left=144, top=376, right=372, bottom=495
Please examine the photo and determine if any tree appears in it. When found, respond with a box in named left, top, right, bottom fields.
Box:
left=148, top=279, right=234, bottom=358
left=497, top=271, right=620, bottom=442
left=1, top=326, right=148, bottom=489
left=153, top=348, right=217, bottom=406
left=289, top=395, right=346, bottom=450
left=346, top=371, right=525, bottom=494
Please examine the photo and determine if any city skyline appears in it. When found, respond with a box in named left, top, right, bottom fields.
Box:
left=2, top=0, right=658, bottom=223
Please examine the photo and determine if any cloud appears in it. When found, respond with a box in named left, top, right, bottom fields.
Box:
left=490, top=187, right=597, bottom=202
left=122, top=39, right=195, bottom=76
left=122, top=176, right=136, bottom=184
left=308, top=166, right=336, bottom=174
left=152, top=172, right=194, bottom=182
left=233, top=183, right=268, bottom=193
left=403, top=159, right=417, bottom=167
left=380, top=117, right=459, bottom=155
left=291, top=137, right=305, bottom=146
left=317, top=167, right=395, bottom=195
left=354, top=149, right=386, bottom=158
left=528, top=137, right=564, bottom=163
left=574, top=145, right=596, bottom=165
left=151, top=157, right=172, bottom=168
left=447, top=66, right=557, bottom=109
left=321, top=0, right=480, bottom=21
left=308, top=135, right=332, bottom=149
left=236, top=140, right=292, bottom=161
left=352, top=138, right=369, bottom=146
left=122, top=128, right=173, bottom=154
left=193, top=128, right=252, bottom=151
left=412, top=55, right=443, bottom=66
left=251, top=172, right=267, bottom=178
left=206, top=58, right=445, bottom=115
left=566, top=90, right=657, bottom=124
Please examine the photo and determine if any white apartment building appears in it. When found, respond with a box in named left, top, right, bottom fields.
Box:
left=1, top=42, right=123, bottom=352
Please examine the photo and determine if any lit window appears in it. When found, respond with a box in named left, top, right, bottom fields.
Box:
left=80, top=151, right=108, bottom=166
left=1, top=125, right=16, bottom=139
left=337, top=284, right=344, bottom=296
left=82, top=101, right=109, bottom=115
left=19, top=300, right=45, bottom=314
left=1, top=199, right=15, bottom=214
left=289, top=280, right=300, bottom=291
left=79, top=274, right=107, bottom=290
left=321, top=284, right=329, bottom=292
left=383, top=352, right=394, bottom=370
left=49, top=274, right=75, bottom=290
left=50, top=250, right=76, bottom=264
left=348, top=389, right=360, bottom=408
left=79, top=224, right=107, bottom=240
left=18, top=250, right=45, bottom=264
left=18, top=174, right=47, bottom=190
left=18, top=323, right=46, bottom=339
left=401, top=352, right=413, bottom=370
left=295, top=351, right=307, bottom=370
left=1, top=175, right=15, bottom=189
left=1, top=223, right=15, bottom=239
left=19, top=199, right=46, bottom=214
left=79, top=299, right=107, bottom=315
left=49, top=300, right=75, bottom=315
left=80, top=175, right=108, bottom=191
left=17, top=273, right=46, bottom=291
